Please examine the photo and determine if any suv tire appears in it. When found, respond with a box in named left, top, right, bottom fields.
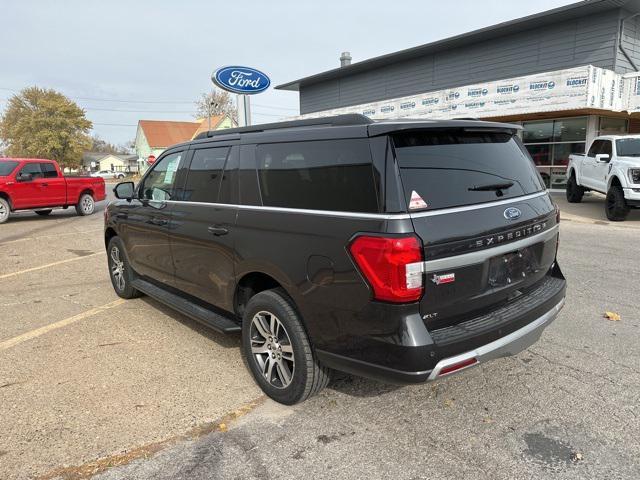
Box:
left=242, top=289, right=330, bottom=405
left=606, top=184, right=630, bottom=221
left=566, top=174, right=584, bottom=203
left=0, top=198, right=10, bottom=224
left=76, top=193, right=95, bottom=216
left=107, top=236, right=142, bottom=299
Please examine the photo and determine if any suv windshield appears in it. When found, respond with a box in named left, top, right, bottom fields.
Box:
left=0, top=160, right=19, bottom=176
left=392, top=130, right=545, bottom=211
left=616, top=138, right=640, bottom=157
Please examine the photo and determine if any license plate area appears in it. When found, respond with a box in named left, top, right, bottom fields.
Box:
left=488, top=247, right=539, bottom=288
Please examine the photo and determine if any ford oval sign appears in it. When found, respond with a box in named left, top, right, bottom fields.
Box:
left=503, top=207, right=522, bottom=220
left=212, top=66, right=270, bottom=95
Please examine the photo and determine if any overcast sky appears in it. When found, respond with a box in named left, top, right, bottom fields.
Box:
left=0, top=0, right=578, bottom=145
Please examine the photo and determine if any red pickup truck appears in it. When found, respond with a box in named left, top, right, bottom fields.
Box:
left=0, top=158, right=106, bottom=224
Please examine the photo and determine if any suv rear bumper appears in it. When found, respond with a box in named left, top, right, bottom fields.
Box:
left=427, top=297, right=564, bottom=380
left=316, top=269, right=566, bottom=384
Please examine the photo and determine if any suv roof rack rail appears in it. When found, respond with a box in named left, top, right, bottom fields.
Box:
left=194, top=114, right=374, bottom=140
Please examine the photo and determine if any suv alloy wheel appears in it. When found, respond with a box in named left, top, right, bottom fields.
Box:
left=241, top=289, right=330, bottom=404
left=107, top=237, right=141, bottom=299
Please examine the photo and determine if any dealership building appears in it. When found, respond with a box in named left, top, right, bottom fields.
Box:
left=276, top=0, right=640, bottom=189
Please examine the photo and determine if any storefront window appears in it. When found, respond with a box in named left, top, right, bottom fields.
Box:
left=599, top=117, right=628, bottom=135
left=526, top=144, right=551, bottom=166
left=522, top=117, right=587, bottom=189
left=523, top=121, right=554, bottom=143
left=554, top=118, right=588, bottom=142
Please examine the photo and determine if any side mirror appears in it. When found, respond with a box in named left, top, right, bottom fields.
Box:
left=595, top=154, right=610, bottom=163
left=113, top=181, right=135, bottom=200
left=16, top=172, right=33, bottom=182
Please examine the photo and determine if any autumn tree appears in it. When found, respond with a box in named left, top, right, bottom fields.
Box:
left=90, top=135, right=132, bottom=155
left=194, top=88, right=237, bottom=123
left=0, top=87, right=92, bottom=169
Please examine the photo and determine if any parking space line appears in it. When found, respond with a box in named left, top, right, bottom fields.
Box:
left=0, top=252, right=104, bottom=280
left=0, top=299, right=125, bottom=352
left=0, top=228, right=103, bottom=246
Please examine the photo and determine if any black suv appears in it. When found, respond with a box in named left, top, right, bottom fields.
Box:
left=105, top=114, right=566, bottom=404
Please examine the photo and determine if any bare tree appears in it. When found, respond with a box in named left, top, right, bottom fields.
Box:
left=194, top=89, right=237, bottom=123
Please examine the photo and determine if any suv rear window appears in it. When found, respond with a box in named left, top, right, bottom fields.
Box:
left=256, top=139, right=378, bottom=213
left=392, top=130, right=544, bottom=211
left=0, top=161, right=19, bottom=176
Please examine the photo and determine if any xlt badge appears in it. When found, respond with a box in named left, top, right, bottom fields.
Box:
left=432, top=273, right=456, bottom=285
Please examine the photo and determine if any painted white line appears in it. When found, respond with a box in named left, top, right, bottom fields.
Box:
left=0, top=228, right=103, bottom=246
left=0, top=299, right=125, bottom=352
left=0, top=252, right=104, bottom=280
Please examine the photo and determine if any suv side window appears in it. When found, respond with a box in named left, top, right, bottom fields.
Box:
left=255, top=139, right=378, bottom=213
left=601, top=140, right=613, bottom=157
left=219, top=146, right=239, bottom=204
left=182, top=146, right=230, bottom=203
left=139, top=152, right=183, bottom=201
left=19, top=163, right=43, bottom=180
left=40, top=163, right=58, bottom=178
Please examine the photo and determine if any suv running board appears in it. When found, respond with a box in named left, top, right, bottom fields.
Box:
left=131, top=278, right=241, bottom=334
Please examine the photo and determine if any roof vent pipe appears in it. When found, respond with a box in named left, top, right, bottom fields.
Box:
left=340, top=51, right=352, bottom=67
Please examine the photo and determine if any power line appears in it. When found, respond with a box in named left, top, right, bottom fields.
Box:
left=0, top=87, right=299, bottom=112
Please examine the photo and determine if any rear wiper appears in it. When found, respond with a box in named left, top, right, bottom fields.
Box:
left=468, top=182, right=514, bottom=197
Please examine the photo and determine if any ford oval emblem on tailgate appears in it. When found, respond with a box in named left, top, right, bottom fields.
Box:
left=504, top=207, right=522, bottom=220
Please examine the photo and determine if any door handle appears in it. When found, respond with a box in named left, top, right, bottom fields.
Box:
left=148, top=217, right=169, bottom=227
left=208, top=226, right=229, bottom=236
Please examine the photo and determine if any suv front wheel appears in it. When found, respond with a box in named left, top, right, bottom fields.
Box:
left=107, top=237, right=141, bottom=299
left=242, top=289, right=330, bottom=405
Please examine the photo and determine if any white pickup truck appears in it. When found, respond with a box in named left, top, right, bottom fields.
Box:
left=566, top=135, right=640, bottom=221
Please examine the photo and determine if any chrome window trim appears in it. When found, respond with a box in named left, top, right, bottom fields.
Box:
left=408, top=191, right=548, bottom=218
left=161, top=190, right=549, bottom=220
left=163, top=200, right=406, bottom=220
left=419, top=224, right=559, bottom=273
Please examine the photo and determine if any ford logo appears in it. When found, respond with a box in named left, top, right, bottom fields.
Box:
left=212, top=66, right=270, bottom=95
left=504, top=207, right=522, bottom=220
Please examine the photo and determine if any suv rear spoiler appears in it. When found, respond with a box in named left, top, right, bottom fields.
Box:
left=368, top=120, right=521, bottom=137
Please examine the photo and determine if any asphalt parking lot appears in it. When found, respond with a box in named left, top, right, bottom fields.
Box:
left=1, top=191, right=639, bottom=480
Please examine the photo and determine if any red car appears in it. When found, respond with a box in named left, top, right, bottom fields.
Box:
left=0, top=158, right=106, bottom=224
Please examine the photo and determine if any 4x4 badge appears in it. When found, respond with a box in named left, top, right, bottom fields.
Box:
left=432, top=273, right=455, bottom=285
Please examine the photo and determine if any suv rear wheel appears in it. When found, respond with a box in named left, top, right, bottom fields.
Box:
left=606, top=184, right=630, bottom=221
left=242, top=289, right=330, bottom=405
left=107, top=237, right=141, bottom=299
left=566, top=173, right=584, bottom=203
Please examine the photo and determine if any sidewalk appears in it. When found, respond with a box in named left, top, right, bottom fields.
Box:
left=551, top=191, right=640, bottom=229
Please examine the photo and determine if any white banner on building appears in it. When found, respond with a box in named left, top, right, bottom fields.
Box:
left=299, top=65, right=640, bottom=121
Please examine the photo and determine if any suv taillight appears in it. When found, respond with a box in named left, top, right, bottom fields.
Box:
left=349, top=235, right=424, bottom=303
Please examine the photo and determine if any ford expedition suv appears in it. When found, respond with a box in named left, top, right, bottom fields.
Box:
left=105, top=115, right=566, bottom=405
left=566, top=135, right=640, bottom=221
left=0, top=158, right=106, bottom=223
